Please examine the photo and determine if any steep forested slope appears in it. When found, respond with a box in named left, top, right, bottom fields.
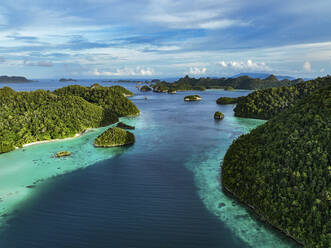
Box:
left=233, top=76, right=330, bottom=119
left=222, top=84, right=331, bottom=247
left=0, top=85, right=139, bottom=154
left=54, top=85, right=139, bottom=117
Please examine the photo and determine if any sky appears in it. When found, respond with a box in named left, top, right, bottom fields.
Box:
left=0, top=0, right=330, bottom=79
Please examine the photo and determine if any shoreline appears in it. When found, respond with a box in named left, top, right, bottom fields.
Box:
left=20, top=128, right=95, bottom=148
left=221, top=181, right=304, bottom=247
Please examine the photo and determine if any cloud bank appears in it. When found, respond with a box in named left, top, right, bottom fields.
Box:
left=0, top=0, right=329, bottom=78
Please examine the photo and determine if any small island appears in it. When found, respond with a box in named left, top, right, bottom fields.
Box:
left=59, top=78, right=77, bottom=82
left=116, top=122, right=135, bottom=130
left=168, top=89, right=177, bottom=94
left=214, top=111, right=224, bottom=120
left=184, top=95, right=202, bottom=101
left=140, top=85, right=152, bottom=92
left=94, top=127, right=135, bottom=147
left=56, top=151, right=71, bottom=158
left=224, top=86, right=235, bottom=91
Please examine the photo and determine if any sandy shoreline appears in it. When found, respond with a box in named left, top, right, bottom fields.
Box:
left=20, top=128, right=95, bottom=148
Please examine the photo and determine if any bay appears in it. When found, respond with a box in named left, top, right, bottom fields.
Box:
left=0, top=81, right=299, bottom=248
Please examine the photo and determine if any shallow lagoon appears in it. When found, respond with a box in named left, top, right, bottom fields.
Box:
left=0, top=81, right=299, bottom=248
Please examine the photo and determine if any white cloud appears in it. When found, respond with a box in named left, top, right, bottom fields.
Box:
left=303, top=61, right=311, bottom=71
left=198, top=19, right=247, bottom=29
left=92, top=67, right=154, bottom=76
left=218, top=59, right=270, bottom=71
left=218, top=61, right=227, bottom=67
left=24, top=60, right=53, bottom=67
left=189, top=67, right=207, bottom=75
left=145, top=1, right=244, bottom=30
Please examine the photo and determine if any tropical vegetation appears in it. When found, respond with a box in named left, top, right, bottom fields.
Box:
left=151, top=74, right=303, bottom=92
left=94, top=127, right=135, bottom=147
left=222, top=84, right=331, bottom=247
left=233, top=76, right=331, bottom=119
left=214, top=111, right=224, bottom=120
left=0, top=85, right=139, bottom=154
left=184, top=95, right=202, bottom=101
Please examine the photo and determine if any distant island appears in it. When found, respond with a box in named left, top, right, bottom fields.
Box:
left=150, top=74, right=304, bottom=93
left=59, top=78, right=77, bottom=82
left=102, top=79, right=143, bottom=83
left=231, top=72, right=295, bottom=80
left=0, top=75, right=32, bottom=83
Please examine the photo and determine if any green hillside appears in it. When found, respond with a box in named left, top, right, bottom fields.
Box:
left=233, top=76, right=330, bottom=119
left=222, top=85, right=331, bottom=247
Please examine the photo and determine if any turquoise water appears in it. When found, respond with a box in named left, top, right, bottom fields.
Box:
left=0, top=82, right=299, bottom=248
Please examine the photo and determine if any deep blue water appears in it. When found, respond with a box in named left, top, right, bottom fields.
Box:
left=0, top=80, right=299, bottom=248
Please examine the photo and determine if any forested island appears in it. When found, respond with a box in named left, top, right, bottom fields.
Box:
left=184, top=95, right=202, bottom=101
left=0, top=75, right=32, bottom=83
left=59, top=78, right=77, bottom=82
left=94, top=127, right=135, bottom=147
left=221, top=79, right=331, bottom=247
left=216, top=76, right=330, bottom=120
left=140, top=85, right=152, bottom=92
left=0, top=85, right=139, bottom=154
left=151, top=74, right=303, bottom=93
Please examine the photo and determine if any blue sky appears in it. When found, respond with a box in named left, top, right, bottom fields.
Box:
left=0, top=0, right=330, bottom=78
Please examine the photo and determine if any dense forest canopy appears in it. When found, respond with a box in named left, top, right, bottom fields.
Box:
left=151, top=74, right=303, bottom=92
left=233, top=76, right=331, bottom=119
left=54, top=84, right=139, bottom=117
left=0, top=85, right=139, bottom=154
left=94, top=127, right=135, bottom=147
left=216, top=96, right=244, bottom=105
left=222, top=84, right=331, bottom=247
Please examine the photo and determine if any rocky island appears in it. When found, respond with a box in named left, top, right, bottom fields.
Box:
left=56, top=151, right=71, bottom=157
left=94, top=127, right=135, bottom=147
left=184, top=95, right=202, bottom=101
left=214, top=111, right=224, bottom=120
